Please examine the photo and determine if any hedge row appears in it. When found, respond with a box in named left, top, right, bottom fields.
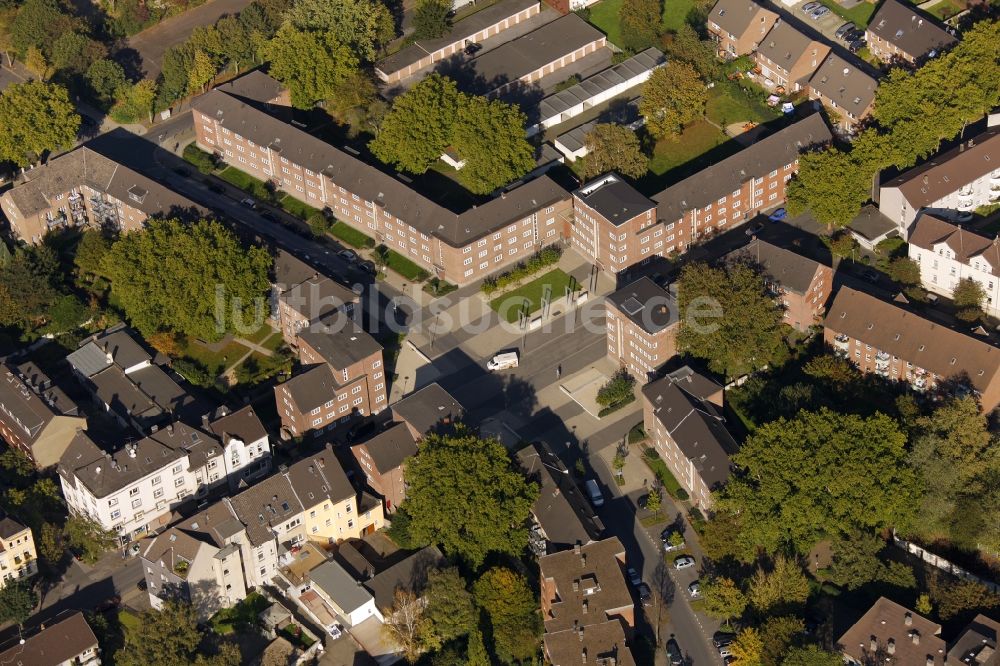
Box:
left=481, top=245, right=562, bottom=295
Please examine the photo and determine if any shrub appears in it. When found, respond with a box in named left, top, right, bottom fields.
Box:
left=172, top=357, right=214, bottom=387
left=597, top=393, right=636, bottom=417
left=596, top=370, right=636, bottom=407
left=183, top=144, right=218, bottom=174
left=481, top=245, right=562, bottom=295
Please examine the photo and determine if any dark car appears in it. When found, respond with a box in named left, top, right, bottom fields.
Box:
left=173, top=166, right=191, bottom=177
left=835, top=22, right=856, bottom=39
left=665, top=638, right=683, bottom=665
left=845, top=28, right=865, bottom=41
left=464, top=42, right=482, bottom=56
left=358, top=261, right=377, bottom=275
left=848, top=38, right=866, bottom=53
left=713, top=631, right=737, bottom=648
left=260, top=211, right=278, bottom=222
left=95, top=596, right=121, bottom=613
left=636, top=583, right=652, bottom=607
left=860, top=266, right=879, bottom=283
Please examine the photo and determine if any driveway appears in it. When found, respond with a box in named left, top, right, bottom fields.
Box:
left=786, top=0, right=856, bottom=41
left=125, top=0, right=255, bottom=78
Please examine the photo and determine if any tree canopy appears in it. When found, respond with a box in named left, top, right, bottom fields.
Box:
left=369, top=74, right=461, bottom=174
left=720, top=409, right=920, bottom=557
left=640, top=61, right=706, bottom=140
left=423, top=567, right=477, bottom=644
left=0, top=580, right=35, bottom=626
left=398, top=428, right=538, bottom=567
left=413, top=0, right=451, bottom=40
left=263, top=24, right=359, bottom=108
left=116, top=600, right=240, bottom=666
left=675, top=260, right=785, bottom=378
left=284, top=0, right=394, bottom=61
left=0, top=80, right=79, bottom=166
left=583, top=123, right=648, bottom=179
left=101, top=219, right=272, bottom=342
left=619, top=0, right=662, bottom=51
left=473, top=567, right=541, bottom=664
left=452, top=95, right=535, bottom=195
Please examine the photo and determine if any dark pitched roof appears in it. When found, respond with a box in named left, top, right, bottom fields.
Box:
left=353, top=423, right=417, bottom=473
left=947, top=614, right=999, bottom=666
left=836, top=597, right=946, bottom=665
left=389, top=383, right=464, bottom=436
left=0, top=516, right=27, bottom=540
left=0, top=612, right=98, bottom=666
left=866, top=0, right=957, bottom=59
left=209, top=405, right=268, bottom=446
left=825, top=286, right=1000, bottom=393
left=191, top=90, right=569, bottom=247
left=516, top=442, right=603, bottom=550
left=12, top=362, right=79, bottom=416
left=363, top=545, right=444, bottom=611
left=708, top=0, right=775, bottom=40
left=6, top=147, right=199, bottom=219
left=573, top=174, right=656, bottom=226
left=641, top=372, right=735, bottom=490
left=141, top=500, right=245, bottom=564
left=215, top=71, right=286, bottom=107
left=281, top=364, right=340, bottom=413
left=544, top=620, right=637, bottom=666
left=882, top=129, right=1000, bottom=210
left=756, top=21, right=820, bottom=71
left=273, top=249, right=359, bottom=320
left=848, top=204, right=897, bottom=242
left=68, top=328, right=152, bottom=377
left=653, top=114, right=832, bottom=223
left=465, top=14, right=605, bottom=94
left=808, top=53, right=879, bottom=116
left=725, top=237, right=824, bottom=295
left=377, top=0, right=539, bottom=74
left=0, top=368, right=59, bottom=444
left=538, top=537, right=632, bottom=633
left=606, top=277, right=677, bottom=335
left=297, top=321, right=383, bottom=370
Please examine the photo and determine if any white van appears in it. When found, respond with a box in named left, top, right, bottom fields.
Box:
left=487, top=351, right=519, bottom=371
left=585, top=479, right=604, bottom=508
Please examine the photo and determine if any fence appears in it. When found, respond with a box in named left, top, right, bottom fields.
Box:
left=892, top=532, right=1000, bottom=594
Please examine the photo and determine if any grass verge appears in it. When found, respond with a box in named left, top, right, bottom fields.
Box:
left=641, top=448, right=688, bottom=500
left=218, top=166, right=272, bottom=201
left=330, top=221, right=375, bottom=249
left=385, top=250, right=431, bottom=281
left=489, top=268, right=578, bottom=323
left=818, top=0, right=876, bottom=27
left=279, top=194, right=321, bottom=221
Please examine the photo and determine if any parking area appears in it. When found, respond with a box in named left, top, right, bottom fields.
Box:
left=787, top=0, right=856, bottom=41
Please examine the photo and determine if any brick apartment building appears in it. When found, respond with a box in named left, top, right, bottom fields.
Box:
left=605, top=277, right=678, bottom=379
left=216, top=69, right=292, bottom=119
left=825, top=286, right=1000, bottom=411
left=350, top=422, right=417, bottom=512
left=375, top=0, right=541, bottom=84
left=706, top=0, right=778, bottom=57
left=753, top=21, right=830, bottom=93
left=836, top=597, right=947, bottom=666
left=539, top=538, right=637, bottom=666
left=389, top=382, right=464, bottom=440
left=725, top=237, right=832, bottom=331
left=571, top=173, right=658, bottom=276
left=0, top=362, right=87, bottom=468
left=865, top=0, right=957, bottom=65
left=272, top=250, right=358, bottom=346
left=275, top=321, right=386, bottom=437
left=191, top=86, right=572, bottom=286
left=879, top=128, right=1000, bottom=235
left=806, top=53, right=880, bottom=134
left=642, top=367, right=734, bottom=509
left=908, top=214, right=1000, bottom=317
left=0, top=146, right=200, bottom=245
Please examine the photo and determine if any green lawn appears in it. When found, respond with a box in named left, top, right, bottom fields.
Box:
left=818, top=0, right=876, bottom=28
left=707, top=80, right=781, bottom=126
left=218, top=166, right=272, bottom=201
left=647, top=120, right=731, bottom=177
left=385, top=250, right=431, bottom=281
left=244, top=322, right=277, bottom=345
left=489, top=268, right=579, bottom=323
left=641, top=449, right=687, bottom=499
left=927, top=0, right=963, bottom=20
left=210, top=592, right=269, bottom=635
left=329, top=221, right=375, bottom=248
left=279, top=194, right=320, bottom=221
left=588, top=0, right=696, bottom=46
left=179, top=339, right=247, bottom=376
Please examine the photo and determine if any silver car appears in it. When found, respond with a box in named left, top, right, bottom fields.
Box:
left=809, top=5, right=830, bottom=18
left=801, top=1, right=820, bottom=12
left=674, top=555, right=696, bottom=570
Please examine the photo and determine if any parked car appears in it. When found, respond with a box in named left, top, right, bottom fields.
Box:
left=666, top=638, right=683, bottom=665
left=487, top=351, right=519, bottom=371
left=260, top=211, right=277, bottom=222
left=338, top=249, right=358, bottom=263
left=809, top=6, right=830, bottom=19
left=768, top=207, right=787, bottom=221
left=585, top=479, right=605, bottom=508
left=800, top=1, right=820, bottom=12
left=848, top=38, right=866, bottom=53
left=464, top=42, right=482, bottom=56
left=661, top=528, right=685, bottom=552
left=240, top=197, right=257, bottom=209
left=358, top=261, right=377, bottom=275
left=627, top=567, right=642, bottom=587
left=328, top=623, right=343, bottom=639
left=835, top=22, right=856, bottom=39
left=713, top=631, right=737, bottom=648
left=860, top=266, right=879, bottom=283
left=688, top=581, right=701, bottom=598
left=745, top=222, right=764, bottom=236
left=636, top=583, right=652, bottom=606
left=720, top=646, right=734, bottom=658
left=674, top=555, right=696, bottom=570
left=845, top=28, right=865, bottom=41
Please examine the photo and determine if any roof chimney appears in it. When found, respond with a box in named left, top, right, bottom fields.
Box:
left=905, top=612, right=913, bottom=626
left=911, top=631, right=920, bottom=645
left=887, top=639, right=896, bottom=655
left=870, top=637, right=878, bottom=651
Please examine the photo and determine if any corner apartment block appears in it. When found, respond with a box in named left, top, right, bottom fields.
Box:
left=539, top=538, right=637, bottom=666
left=725, top=237, right=832, bottom=331
left=865, top=0, right=957, bottom=66
left=0, top=146, right=200, bottom=245
left=0, top=361, right=86, bottom=468
left=879, top=128, right=1000, bottom=235
left=641, top=367, right=735, bottom=509
left=605, top=277, right=678, bottom=379
left=0, top=516, right=37, bottom=587
left=825, top=286, right=1000, bottom=410
left=272, top=250, right=359, bottom=347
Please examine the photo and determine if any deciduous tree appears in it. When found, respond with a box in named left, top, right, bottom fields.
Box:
left=10, top=0, right=75, bottom=56
left=760, top=616, right=805, bottom=666
left=729, top=627, right=763, bottom=666
left=452, top=94, right=535, bottom=194
left=781, top=645, right=843, bottom=666
left=474, top=567, right=541, bottom=664
left=466, top=627, right=489, bottom=666
left=619, top=0, right=662, bottom=51
left=414, top=0, right=451, bottom=40
left=263, top=24, right=358, bottom=108
left=786, top=147, right=872, bottom=229
left=748, top=556, right=810, bottom=616
left=676, top=260, right=784, bottom=378
left=701, top=577, right=747, bottom=628
left=424, top=567, right=477, bottom=643
left=720, top=409, right=920, bottom=557
left=64, top=514, right=118, bottom=563
left=102, top=219, right=272, bottom=342
left=400, top=430, right=537, bottom=567
left=369, top=74, right=461, bottom=174
left=86, top=59, right=128, bottom=107
left=285, top=0, right=394, bottom=61
left=0, top=80, right=79, bottom=166
left=381, top=588, right=437, bottom=661
left=116, top=600, right=240, bottom=666
left=583, top=123, right=647, bottom=179
left=186, top=49, right=217, bottom=95
left=0, top=580, right=35, bottom=626
left=640, top=61, right=706, bottom=140
left=886, top=256, right=920, bottom=286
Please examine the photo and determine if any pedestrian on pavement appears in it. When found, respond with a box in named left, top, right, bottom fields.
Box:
left=556, top=364, right=562, bottom=378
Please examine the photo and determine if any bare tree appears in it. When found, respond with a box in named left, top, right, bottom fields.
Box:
left=381, top=588, right=436, bottom=662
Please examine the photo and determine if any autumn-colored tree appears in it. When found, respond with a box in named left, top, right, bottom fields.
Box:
left=640, top=62, right=706, bottom=140
left=583, top=123, right=647, bottom=179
